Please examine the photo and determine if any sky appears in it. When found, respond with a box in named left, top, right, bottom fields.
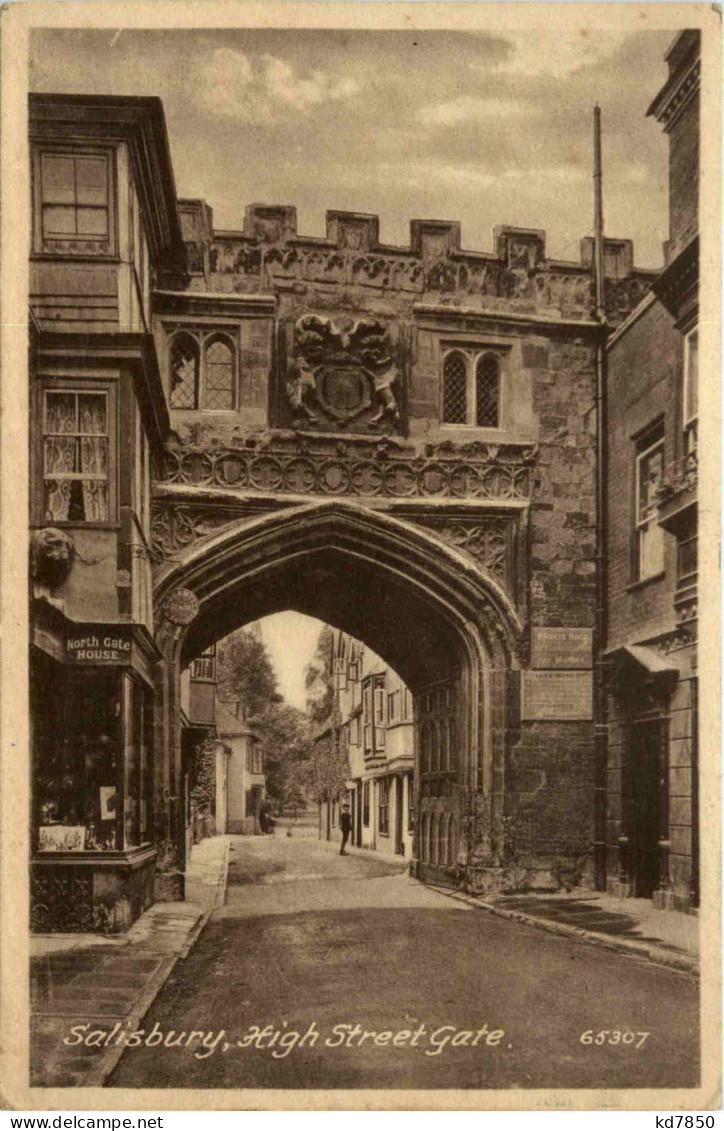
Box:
left=30, top=26, right=675, bottom=266
left=258, top=611, right=324, bottom=710
left=256, top=612, right=387, bottom=711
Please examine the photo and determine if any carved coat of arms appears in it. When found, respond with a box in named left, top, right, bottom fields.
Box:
left=287, top=315, right=402, bottom=433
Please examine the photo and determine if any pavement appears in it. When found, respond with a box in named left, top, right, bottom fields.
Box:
left=430, top=886, right=699, bottom=976
left=30, top=828, right=700, bottom=1090
left=29, top=835, right=230, bottom=1087
left=108, top=830, right=699, bottom=1092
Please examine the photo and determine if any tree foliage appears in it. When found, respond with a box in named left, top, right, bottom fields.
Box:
left=217, top=629, right=281, bottom=717
left=304, top=623, right=335, bottom=724
left=216, top=627, right=313, bottom=810
left=190, top=736, right=217, bottom=810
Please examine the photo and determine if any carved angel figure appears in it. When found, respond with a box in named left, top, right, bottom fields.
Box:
left=287, top=357, right=319, bottom=423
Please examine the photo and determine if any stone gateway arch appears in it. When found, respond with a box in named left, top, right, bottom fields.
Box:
left=152, top=500, right=523, bottom=894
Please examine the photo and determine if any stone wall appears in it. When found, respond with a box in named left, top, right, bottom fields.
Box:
left=153, top=199, right=661, bottom=892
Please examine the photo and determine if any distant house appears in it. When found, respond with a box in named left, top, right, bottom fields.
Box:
left=179, top=643, right=265, bottom=844
left=320, top=630, right=414, bottom=860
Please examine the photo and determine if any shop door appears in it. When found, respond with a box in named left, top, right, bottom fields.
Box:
left=629, top=720, right=661, bottom=899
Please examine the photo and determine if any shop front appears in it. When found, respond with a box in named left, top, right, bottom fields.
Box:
left=31, top=611, right=160, bottom=933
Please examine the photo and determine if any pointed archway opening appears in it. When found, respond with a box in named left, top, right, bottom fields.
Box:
left=152, top=501, right=522, bottom=897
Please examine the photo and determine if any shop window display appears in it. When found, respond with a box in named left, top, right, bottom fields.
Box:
left=33, top=659, right=153, bottom=854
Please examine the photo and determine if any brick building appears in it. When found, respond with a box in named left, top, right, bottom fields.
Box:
left=604, top=30, right=700, bottom=911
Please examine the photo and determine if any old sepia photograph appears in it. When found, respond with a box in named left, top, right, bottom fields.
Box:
left=0, top=0, right=720, bottom=1112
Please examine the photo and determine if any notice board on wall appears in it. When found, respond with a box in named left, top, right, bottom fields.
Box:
left=521, top=670, right=593, bottom=720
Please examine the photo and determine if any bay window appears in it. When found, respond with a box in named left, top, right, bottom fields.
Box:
left=33, top=148, right=114, bottom=256
left=42, top=387, right=113, bottom=524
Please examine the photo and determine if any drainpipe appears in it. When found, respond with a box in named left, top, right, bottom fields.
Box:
left=593, top=105, right=609, bottom=891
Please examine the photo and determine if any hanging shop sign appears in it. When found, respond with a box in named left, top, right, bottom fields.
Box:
left=521, top=670, right=593, bottom=720
left=66, top=626, right=132, bottom=664
left=531, top=627, right=593, bottom=670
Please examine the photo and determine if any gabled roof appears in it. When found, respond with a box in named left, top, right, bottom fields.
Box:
left=215, top=698, right=255, bottom=737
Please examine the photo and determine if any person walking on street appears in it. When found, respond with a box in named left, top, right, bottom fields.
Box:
left=340, top=803, right=352, bottom=855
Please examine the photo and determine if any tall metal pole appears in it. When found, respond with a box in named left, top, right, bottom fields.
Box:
left=594, top=106, right=606, bottom=320
left=593, top=104, right=609, bottom=891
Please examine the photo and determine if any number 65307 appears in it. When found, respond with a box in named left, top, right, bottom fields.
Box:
left=580, top=1030, right=650, bottom=1048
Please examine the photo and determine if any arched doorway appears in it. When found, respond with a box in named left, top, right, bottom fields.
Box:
left=152, top=500, right=522, bottom=896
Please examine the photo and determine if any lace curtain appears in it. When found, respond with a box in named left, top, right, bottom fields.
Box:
left=44, top=392, right=109, bottom=522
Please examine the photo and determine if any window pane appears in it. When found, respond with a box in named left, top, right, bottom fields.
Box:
left=203, top=339, right=234, bottom=411
left=639, top=522, right=664, bottom=578
left=45, top=436, right=76, bottom=477
left=79, top=480, right=109, bottom=522
left=678, top=535, right=697, bottom=579
left=79, top=436, right=108, bottom=477
left=637, top=444, right=664, bottom=523
left=42, top=156, right=75, bottom=204
left=46, top=392, right=77, bottom=434
left=75, top=158, right=108, bottom=207
left=77, top=208, right=109, bottom=237
left=442, top=352, right=467, bottom=423
left=44, top=479, right=72, bottom=522
left=170, top=337, right=199, bottom=410
left=43, top=206, right=76, bottom=235
left=78, top=393, right=107, bottom=435
left=476, top=354, right=500, bottom=427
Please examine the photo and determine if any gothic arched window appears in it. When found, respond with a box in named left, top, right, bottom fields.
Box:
left=448, top=717, right=457, bottom=770
left=203, top=337, right=235, bottom=411
left=442, top=351, right=467, bottom=424
left=421, top=723, right=430, bottom=775
left=429, top=813, right=439, bottom=864
left=447, top=815, right=458, bottom=865
left=170, top=334, right=199, bottom=410
left=475, top=353, right=500, bottom=427
left=438, top=814, right=448, bottom=865
left=430, top=721, right=439, bottom=773
left=439, top=717, right=449, bottom=771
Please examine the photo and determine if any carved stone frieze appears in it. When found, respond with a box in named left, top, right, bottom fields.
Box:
left=158, top=436, right=534, bottom=509
left=151, top=504, right=247, bottom=559
left=415, top=517, right=509, bottom=582
left=196, top=235, right=656, bottom=325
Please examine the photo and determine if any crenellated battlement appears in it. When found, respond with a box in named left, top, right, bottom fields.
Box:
left=177, top=199, right=658, bottom=324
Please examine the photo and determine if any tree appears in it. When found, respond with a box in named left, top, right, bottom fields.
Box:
left=256, top=701, right=314, bottom=810
left=305, top=623, right=335, bottom=724
left=216, top=626, right=314, bottom=811
left=217, top=629, right=281, bottom=717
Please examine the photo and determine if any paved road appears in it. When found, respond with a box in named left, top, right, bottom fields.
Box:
left=110, top=832, right=699, bottom=1091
